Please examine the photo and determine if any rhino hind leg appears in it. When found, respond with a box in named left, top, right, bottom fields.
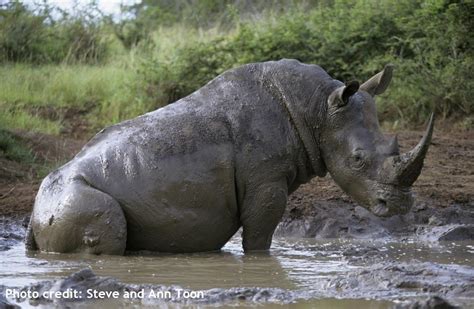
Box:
left=240, top=180, right=288, bottom=252
left=31, top=179, right=127, bottom=255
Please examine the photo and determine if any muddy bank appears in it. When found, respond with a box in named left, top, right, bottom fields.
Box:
left=0, top=130, right=84, bottom=216
left=276, top=201, right=474, bottom=242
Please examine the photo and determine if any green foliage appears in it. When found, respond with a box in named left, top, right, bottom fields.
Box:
left=138, top=0, right=473, bottom=125
left=0, top=0, right=109, bottom=64
left=0, top=1, right=48, bottom=62
left=0, top=129, right=34, bottom=162
left=377, top=0, right=474, bottom=123
left=0, top=0, right=472, bottom=134
left=0, top=64, right=139, bottom=133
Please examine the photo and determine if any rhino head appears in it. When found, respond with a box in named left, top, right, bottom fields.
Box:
left=319, top=65, right=434, bottom=216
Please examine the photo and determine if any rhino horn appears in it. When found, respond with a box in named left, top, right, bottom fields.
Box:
left=386, top=134, right=400, bottom=155
left=380, top=113, right=435, bottom=186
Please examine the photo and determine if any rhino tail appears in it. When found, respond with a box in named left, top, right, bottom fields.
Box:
left=25, top=216, right=37, bottom=251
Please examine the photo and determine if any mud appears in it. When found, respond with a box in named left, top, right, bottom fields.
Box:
left=2, top=235, right=472, bottom=308
left=9, top=268, right=300, bottom=306
left=0, top=216, right=27, bottom=252
left=0, top=130, right=84, bottom=216
left=276, top=203, right=474, bottom=242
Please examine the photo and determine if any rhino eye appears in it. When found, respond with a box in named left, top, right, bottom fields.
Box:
left=351, top=152, right=366, bottom=169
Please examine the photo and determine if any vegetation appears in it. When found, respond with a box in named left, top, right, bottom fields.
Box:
left=0, top=1, right=109, bottom=63
left=0, top=0, right=472, bottom=163
left=0, top=129, right=34, bottom=163
left=139, top=0, right=473, bottom=125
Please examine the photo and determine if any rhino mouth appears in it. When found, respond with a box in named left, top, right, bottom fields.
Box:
left=370, top=186, right=413, bottom=217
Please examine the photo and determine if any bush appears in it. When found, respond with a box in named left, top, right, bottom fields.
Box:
left=138, top=0, right=473, bottom=125
left=0, top=1, right=48, bottom=62
left=1, top=0, right=471, bottom=132
left=377, top=1, right=474, bottom=123
left=0, top=1, right=110, bottom=64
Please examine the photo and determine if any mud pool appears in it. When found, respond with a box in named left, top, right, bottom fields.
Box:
left=1, top=224, right=473, bottom=308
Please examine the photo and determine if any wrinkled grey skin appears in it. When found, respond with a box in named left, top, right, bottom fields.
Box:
left=26, top=59, right=434, bottom=255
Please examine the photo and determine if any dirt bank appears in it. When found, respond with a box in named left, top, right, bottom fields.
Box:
left=0, top=131, right=84, bottom=216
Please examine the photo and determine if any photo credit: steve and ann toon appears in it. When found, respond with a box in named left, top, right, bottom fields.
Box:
left=5, top=287, right=206, bottom=301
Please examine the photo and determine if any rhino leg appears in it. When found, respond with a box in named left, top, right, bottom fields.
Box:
left=240, top=180, right=287, bottom=252
left=31, top=178, right=127, bottom=255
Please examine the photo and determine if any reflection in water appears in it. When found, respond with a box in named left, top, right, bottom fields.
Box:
left=1, top=235, right=473, bottom=307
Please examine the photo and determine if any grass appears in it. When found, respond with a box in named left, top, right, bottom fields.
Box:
left=0, top=63, right=139, bottom=133
left=0, top=129, right=34, bottom=163
left=1, top=64, right=124, bottom=107
left=0, top=25, right=227, bottom=135
left=0, top=108, right=61, bottom=135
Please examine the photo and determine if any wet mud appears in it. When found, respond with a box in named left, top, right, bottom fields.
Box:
left=1, top=225, right=473, bottom=308
left=0, top=216, right=27, bottom=252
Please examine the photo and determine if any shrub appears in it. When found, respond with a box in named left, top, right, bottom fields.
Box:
left=138, top=0, right=473, bottom=125
left=0, top=1, right=110, bottom=64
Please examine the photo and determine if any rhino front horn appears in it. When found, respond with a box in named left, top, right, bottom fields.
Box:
left=381, top=113, right=435, bottom=186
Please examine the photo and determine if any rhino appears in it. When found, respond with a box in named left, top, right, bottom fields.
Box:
left=26, top=59, right=434, bottom=255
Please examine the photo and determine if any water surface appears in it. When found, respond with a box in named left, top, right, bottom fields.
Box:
left=1, top=235, right=473, bottom=308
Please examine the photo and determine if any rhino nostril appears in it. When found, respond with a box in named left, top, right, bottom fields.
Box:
left=372, top=198, right=390, bottom=216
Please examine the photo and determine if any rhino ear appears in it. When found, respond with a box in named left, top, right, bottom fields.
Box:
left=328, top=81, right=360, bottom=108
left=360, top=64, right=394, bottom=96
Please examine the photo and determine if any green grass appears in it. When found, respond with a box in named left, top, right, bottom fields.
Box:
left=0, top=108, right=60, bottom=135
left=0, top=24, right=229, bottom=135
left=0, top=129, right=34, bottom=163
left=0, top=63, right=142, bottom=133
left=0, top=23, right=202, bottom=133
left=1, top=64, right=122, bottom=107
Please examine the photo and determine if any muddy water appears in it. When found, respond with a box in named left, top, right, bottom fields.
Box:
left=1, top=233, right=474, bottom=308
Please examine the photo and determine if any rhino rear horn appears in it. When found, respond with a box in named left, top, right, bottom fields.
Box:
left=386, top=135, right=400, bottom=155
left=328, top=81, right=359, bottom=108
left=360, top=64, right=394, bottom=96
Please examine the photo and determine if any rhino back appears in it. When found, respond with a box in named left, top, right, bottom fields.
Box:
left=43, top=60, right=322, bottom=252
left=46, top=63, right=294, bottom=251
